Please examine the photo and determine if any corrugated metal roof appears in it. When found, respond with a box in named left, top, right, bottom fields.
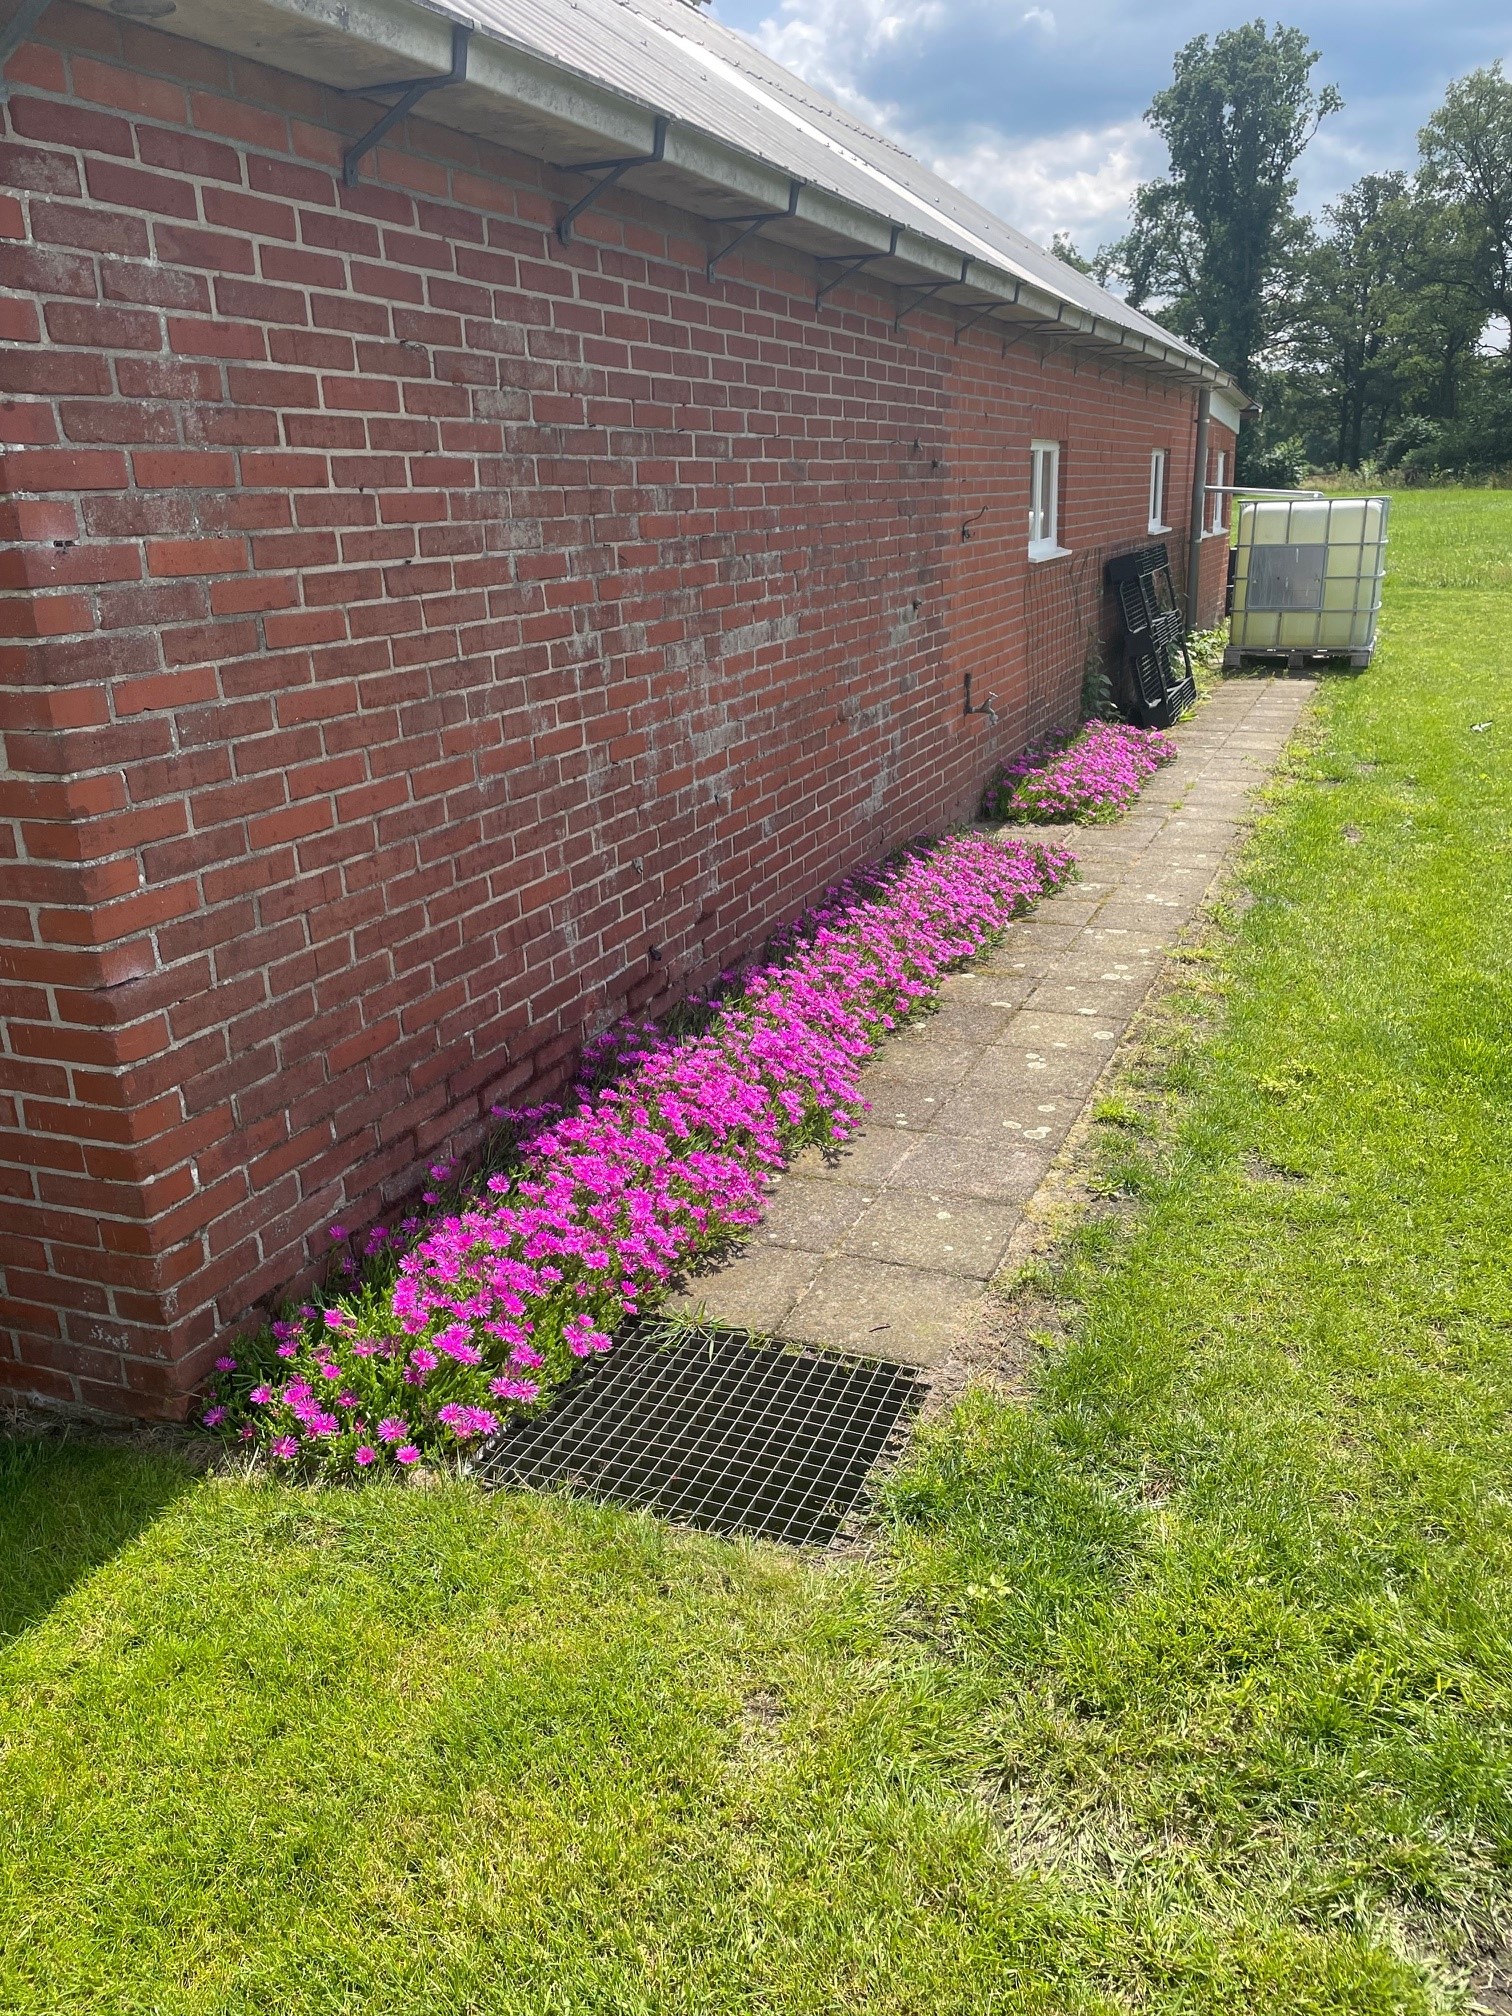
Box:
left=436, top=0, right=1215, bottom=371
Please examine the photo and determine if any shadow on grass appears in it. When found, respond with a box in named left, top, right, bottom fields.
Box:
left=0, top=1437, right=197, bottom=1648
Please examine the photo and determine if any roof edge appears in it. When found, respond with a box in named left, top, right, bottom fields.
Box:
left=68, top=0, right=1242, bottom=395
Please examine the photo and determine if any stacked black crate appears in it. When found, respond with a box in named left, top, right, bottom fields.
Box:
left=1105, top=542, right=1197, bottom=728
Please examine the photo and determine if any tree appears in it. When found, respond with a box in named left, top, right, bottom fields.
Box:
left=1295, top=174, right=1413, bottom=467
left=1418, top=63, right=1512, bottom=377
left=1049, top=231, right=1092, bottom=274
left=1098, top=21, right=1340, bottom=390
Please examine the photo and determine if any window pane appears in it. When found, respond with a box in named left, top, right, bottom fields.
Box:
left=1029, top=441, right=1059, bottom=549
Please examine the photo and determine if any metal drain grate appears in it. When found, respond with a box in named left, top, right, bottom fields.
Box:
left=476, top=1322, right=926, bottom=1546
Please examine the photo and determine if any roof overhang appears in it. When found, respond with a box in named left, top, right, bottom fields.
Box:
left=70, top=0, right=1243, bottom=397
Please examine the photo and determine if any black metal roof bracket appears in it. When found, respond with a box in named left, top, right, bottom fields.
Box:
left=1000, top=308, right=1065, bottom=359
left=953, top=289, right=1016, bottom=344
left=554, top=115, right=669, bottom=245
left=894, top=256, right=971, bottom=331
left=340, top=22, right=471, bottom=190
left=706, top=178, right=803, bottom=281
left=815, top=225, right=901, bottom=308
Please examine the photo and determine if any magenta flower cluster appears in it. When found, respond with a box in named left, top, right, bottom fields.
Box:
left=205, top=831, right=1073, bottom=1475
left=984, top=719, right=1177, bottom=824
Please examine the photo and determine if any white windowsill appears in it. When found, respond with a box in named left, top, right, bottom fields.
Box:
left=1203, top=526, right=1230, bottom=538
left=1148, top=522, right=1172, bottom=535
left=1026, top=541, right=1072, bottom=564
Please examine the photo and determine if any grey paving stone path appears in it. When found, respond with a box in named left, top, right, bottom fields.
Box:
left=674, top=676, right=1316, bottom=1367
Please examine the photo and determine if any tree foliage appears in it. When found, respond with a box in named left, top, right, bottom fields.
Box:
left=1098, top=21, right=1339, bottom=388
left=1098, top=35, right=1512, bottom=479
left=1418, top=62, right=1512, bottom=371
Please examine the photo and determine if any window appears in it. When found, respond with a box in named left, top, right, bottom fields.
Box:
left=1028, top=439, right=1065, bottom=559
left=1148, top=449, right=1169, bottom=533
left=1209, top=450, right=1228, bottom=533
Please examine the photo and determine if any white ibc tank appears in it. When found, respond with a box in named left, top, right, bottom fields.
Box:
left=1230, top=496, right=1389, bottom=661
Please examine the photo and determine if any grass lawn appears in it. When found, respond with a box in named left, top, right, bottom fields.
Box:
left=4, top=489, right=1512, bottom=2014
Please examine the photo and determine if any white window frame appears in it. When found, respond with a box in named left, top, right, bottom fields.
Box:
left=1208, top=449, right=1228, bottom=534
left=1148, top=448, right=1170, bottom=534
left=1028, top=439, right=1068, bottom=560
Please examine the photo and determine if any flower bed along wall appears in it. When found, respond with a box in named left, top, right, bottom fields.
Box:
left=206, top=831, right=1074, bottom=1476
left=983, top=719, right=1177, bottom=824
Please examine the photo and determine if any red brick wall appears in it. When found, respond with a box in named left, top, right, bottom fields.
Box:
left=0, top=2, right=1218, bottom=1416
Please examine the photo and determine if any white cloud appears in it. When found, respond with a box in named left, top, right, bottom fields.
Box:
left=752, top=0, right=945, bottom=118
left=925, top=118, right=1162, bottom=251
left=741, top=0, right=1155, bottom=253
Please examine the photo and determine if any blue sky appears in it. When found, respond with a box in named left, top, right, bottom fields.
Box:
left=711, top=0, right=1512, bottom=254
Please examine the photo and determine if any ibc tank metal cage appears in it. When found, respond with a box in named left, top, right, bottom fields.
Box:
left=1225, top=495, right=1389, bottom=670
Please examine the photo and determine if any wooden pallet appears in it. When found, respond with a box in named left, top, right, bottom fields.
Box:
left=1223, top=645, right=1374, bottom=672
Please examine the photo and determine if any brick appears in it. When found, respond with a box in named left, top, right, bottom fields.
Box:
left=202, top=184, right=297, bottom=241
left=145, top=538, right=248, bottom=577
left=31, top=198, right=150, bottom=257
left=137, top=124, right=242, bottom=183
left=0, top=139, right=81, bottom=197
left=85, top=155, right=199, bottom=220
left=132, top=449, right=236, bottom=488
left=44, top=300, right=163, bottom=350
left=0, top=448, right=128, bottom=491
left=8, top=94, right=134, bottom=158
left=152, top=221, right=257, bottom=273
left=70, top=56, right=188, bottom=125
left=0, top=295, right=40, bottom=341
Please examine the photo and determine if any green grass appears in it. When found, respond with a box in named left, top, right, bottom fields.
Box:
left=3, top=489, right=1512, bottom=2013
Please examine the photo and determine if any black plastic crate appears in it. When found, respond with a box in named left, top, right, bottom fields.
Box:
left=1105, top=540, right=1195, bottom=729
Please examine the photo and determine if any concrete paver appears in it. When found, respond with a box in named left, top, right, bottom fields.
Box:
left=673, top=677, right=1314, bottom=1359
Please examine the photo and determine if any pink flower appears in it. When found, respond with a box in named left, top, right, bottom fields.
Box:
left=214, top=1355, right=237, bottom=1373
left=276, top=1342, right=298, bottom=1360
left=329, top=1224, right=348, bottom=1241
left=320, top=1361, right=343, bottom=1380
left=489, top=1376, right=540, bottom=1403
left=238, top=1424, right=255, bottom=1442
left=377, top=1418, right=408, bottom=1443
left=564, top=1314, right=612, bottom=1358
left=436, top=1403, right=498, bottom=1439
left=202, top=1405, right=226, bottom=1428
left=354, top=1446, right=377, bottom=1466
left=248, top=1384, right=273, bottom=1405
left=271, top=1436, right=299, bottom=1460
left=410, top=1346, right=438, bottom=1372
left=394, top=1444, right=421, bottom=1465
left=434, top=1323, right=482, bottom=1365
left=323, top=1308, right=348, bottom=1331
